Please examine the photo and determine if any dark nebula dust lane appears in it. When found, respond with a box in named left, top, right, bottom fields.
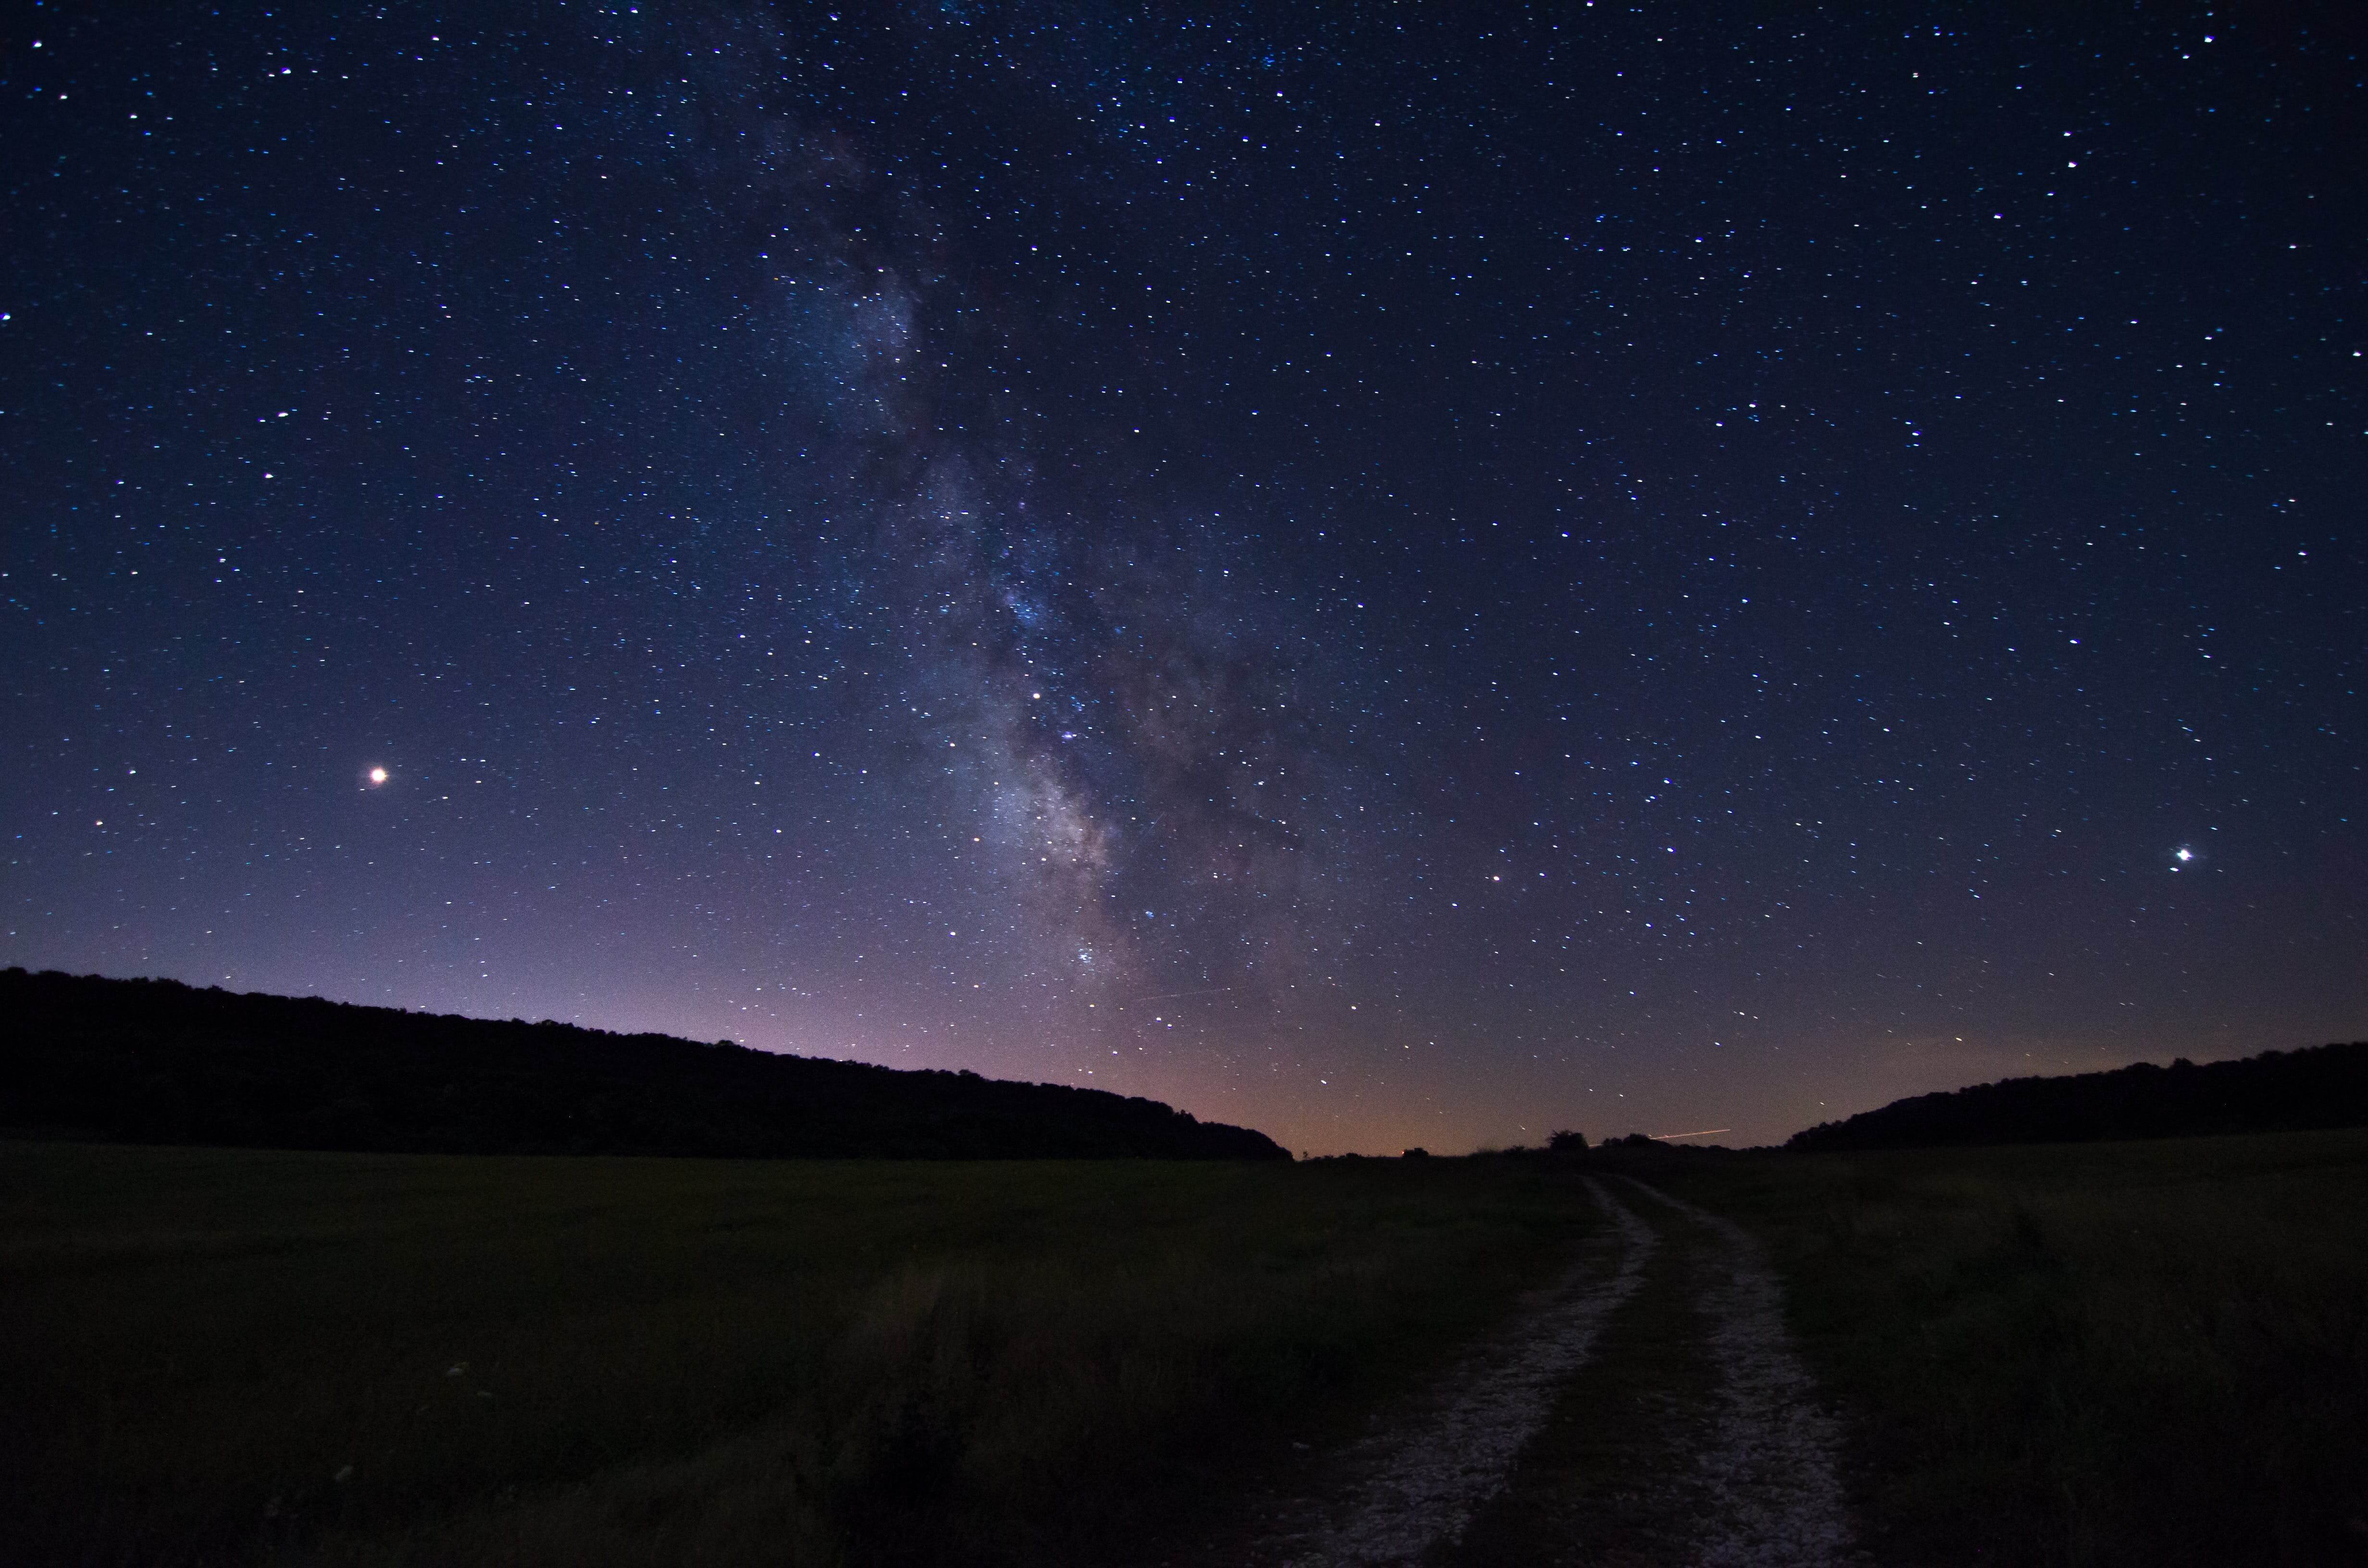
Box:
left=4, top=2, right=2363, bottom=1152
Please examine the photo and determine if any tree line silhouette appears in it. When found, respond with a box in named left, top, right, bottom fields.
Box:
left=0, top=968, right=1288, bottom=1160
left=1788, top=1041, right=2368, bottom=1152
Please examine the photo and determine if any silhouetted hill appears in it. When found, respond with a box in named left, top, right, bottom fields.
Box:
left=1788, top=1041, right=2368, bottom=1152
left=0, top=968, right=1288, bottom=1160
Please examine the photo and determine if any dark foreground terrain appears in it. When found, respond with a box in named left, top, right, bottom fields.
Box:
left=7, top=1132, right=2366, bottom=1566
left=0, top=968, right=1284, bottom=1160
left=0, top=1141, right=1592, bottom=1567
left=1589, top=1131, right=2368, bottom=1567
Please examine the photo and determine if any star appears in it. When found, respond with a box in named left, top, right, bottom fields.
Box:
left=10, top=2, right=2359, bottom=1156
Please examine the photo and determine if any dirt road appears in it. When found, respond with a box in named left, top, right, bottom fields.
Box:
left=1194, top=1176, right=1859, bottom=1568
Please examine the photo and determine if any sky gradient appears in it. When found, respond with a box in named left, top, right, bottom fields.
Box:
left=5, top=1, right=2363, bottom=1153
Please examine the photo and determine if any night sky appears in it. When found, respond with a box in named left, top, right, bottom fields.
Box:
left=6, top=3, right=2363, bottom=1154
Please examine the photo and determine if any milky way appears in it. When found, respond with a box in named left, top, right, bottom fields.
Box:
left=5, top=3, right=2362, bottom=1151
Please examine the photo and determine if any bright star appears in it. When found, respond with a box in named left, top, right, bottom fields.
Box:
left=367, top=767, right=388, bottom=786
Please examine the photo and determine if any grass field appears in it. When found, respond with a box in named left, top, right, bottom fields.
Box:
left=0, top=1141, right=1597, bottom=1567
left=1621, top=1129, right=2368, bottom=1567
left=13, top=1133, right=2366, bottom=1566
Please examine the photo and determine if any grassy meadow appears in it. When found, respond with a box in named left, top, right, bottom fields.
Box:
left=13, top=1131, right=2366, bottom=1567
left=0, top=1141, right=1596, bottom=1568
left=1622, top=1129, right=2368, bottom=1567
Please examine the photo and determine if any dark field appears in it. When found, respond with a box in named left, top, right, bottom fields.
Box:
left=1622, top=1129, right=2368, bottom=1566
left=10, top=1133, right=2368, bottom=1567
left=0, top=1142, right=1594, bottom=1567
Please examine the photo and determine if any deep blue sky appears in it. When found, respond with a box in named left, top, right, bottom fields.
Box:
left=5, top=1, right=2362, bottom=1152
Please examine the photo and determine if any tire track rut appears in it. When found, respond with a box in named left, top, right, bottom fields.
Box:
left=1184, top=1175, right=1859, bottom=1568
left=1624, top=1178, right=1858, bottom=1568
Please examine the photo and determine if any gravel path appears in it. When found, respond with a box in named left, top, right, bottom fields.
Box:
left=1623, top=1178, right=1858, bottom=1568
left=1251, top=1179, right=1654, bottom=1567
left=1205, top=1175, right=1860, bottom=1568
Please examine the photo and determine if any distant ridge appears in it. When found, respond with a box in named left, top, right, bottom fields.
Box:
left=1787, top=1040, right=2368, bottom=1152
left=0, top=968, right=1289, bottom=1161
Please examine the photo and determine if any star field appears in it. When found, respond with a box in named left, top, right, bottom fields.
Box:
left=4, top=2, right=2362, bottom=1152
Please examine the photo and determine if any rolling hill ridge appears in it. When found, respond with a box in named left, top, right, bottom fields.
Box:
left=1788, top=1040, right=2368, bottom=1151
left=0, top=968, right=1288, bottom=1160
